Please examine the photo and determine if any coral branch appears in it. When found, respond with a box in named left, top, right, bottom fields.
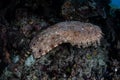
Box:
left=30, top=21, right=103, bottom=58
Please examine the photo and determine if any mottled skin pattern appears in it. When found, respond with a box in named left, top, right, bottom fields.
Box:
left=30, top=21, right=103, bottom=58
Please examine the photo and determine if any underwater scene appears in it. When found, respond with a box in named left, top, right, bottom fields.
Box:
left=0, top=0, right=120, bottom=80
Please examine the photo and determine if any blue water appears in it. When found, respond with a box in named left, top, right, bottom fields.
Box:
left=109, top=0, right=120, bottom=9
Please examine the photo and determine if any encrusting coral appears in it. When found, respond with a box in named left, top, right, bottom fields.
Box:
left=30, top=21, right=103, bottom=58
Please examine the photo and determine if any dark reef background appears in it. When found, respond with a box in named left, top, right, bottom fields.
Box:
left=0, top=0, right=120, bottom=80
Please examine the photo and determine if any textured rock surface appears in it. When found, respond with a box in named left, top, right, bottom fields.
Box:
left=21, top=44, right=108, bottom=80
left=30, top=21, right=103, bottom=58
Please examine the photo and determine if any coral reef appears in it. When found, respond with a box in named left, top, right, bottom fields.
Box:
left=0, top=42, right=109, bottom=80
left=21, top=45, right=108, bottom=80
left=0, top=0, right=120, bottom=80
left=61, top=0, right=106, bottom=21
left=14, top=15, right=48, bottom=37
left=30, top=21, right=102, bottom=58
